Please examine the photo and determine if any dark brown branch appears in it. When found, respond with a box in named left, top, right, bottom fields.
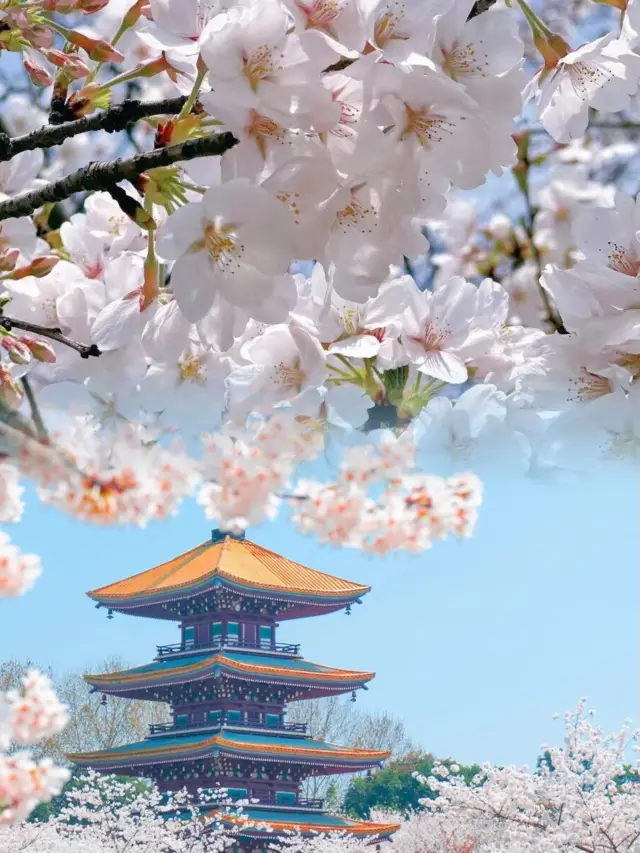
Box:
left=468, top=0, right=497, bottom=17
left=0, top=96, right=188, bottom=163
left=0, top=315, right=101, bottom=359
left=21, top=376, right=49, bottom=442
left=0, top=131, right=238, bottom=222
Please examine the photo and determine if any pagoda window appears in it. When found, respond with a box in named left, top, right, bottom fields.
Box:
left=226, top=709, right=243, bottom=724
left=227, top=788, right=247, bottom=801
left=259, top=625, right=273, bottom=648
left=265, top=714, right=281, bottom=728
left=210, top=622, right=222, bottom=646
left=208, top=710, right=221, bottom=726
left=183, top=626, right=196, bottom=648
left=226, top=622, right=240, bottom=646
left=275, top=791, right=296, bottom=806
left=175, top=713, right=190, bottom=727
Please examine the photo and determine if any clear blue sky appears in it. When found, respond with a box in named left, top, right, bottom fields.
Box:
left=2, top=463, right=637, bottom=769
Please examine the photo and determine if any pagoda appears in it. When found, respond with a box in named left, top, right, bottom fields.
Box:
left=69, top=531, right=399, bottom=849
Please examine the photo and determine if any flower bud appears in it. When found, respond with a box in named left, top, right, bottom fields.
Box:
left=488, top=214, right=513, bottom=242
left=23, top=56, right=53, bottom=87
left=28, top=25, right=54, bottom=50
left=20, top=336, right=57, bottom=364
left=42, top=0, right=79, bottom=10
left=123, top=0, right=148, bottom=28
left=62, top=54, right=90, bottom=79
left=6, top=9, right=29, bottom=30
left=65, top=31, right=125, bottom=63
left=43, top=48, right=69, bottom=69
left=30, top=256, right=60, bottom=277
left=0, top=249, right=20, bottom=272
left=1, top=337, right=32, bottom=366
left=0, top=366, right=24, bottom=410
left=78, top=0, right=111, bottom=12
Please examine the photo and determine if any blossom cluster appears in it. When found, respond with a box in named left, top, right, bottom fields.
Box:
left=0, top=671, right=69, bottom=824
left=421, top=702, right=640, bottom=853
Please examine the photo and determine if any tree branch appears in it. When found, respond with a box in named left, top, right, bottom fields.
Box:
left=21, top=376, right=49, bottom=442
left=468, top=0, right=497, bottom=16
left=0, top=315, right=101, bottom=359
left=0, top=131, right=238, bottom=222
left=0, top=96, right=189, bottom=163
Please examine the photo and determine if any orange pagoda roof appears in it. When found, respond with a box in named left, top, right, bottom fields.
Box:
left=88, top=532, right=370, bottom=620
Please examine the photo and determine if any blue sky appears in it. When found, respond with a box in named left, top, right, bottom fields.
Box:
left=2, top=463, right=637, bottom=769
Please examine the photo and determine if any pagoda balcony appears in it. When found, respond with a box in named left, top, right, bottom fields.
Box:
left=256, top=794, right=325, bottom=811
left=148, top=719, right=308, bottom=737
left=155, top=637, right=301, bottom=659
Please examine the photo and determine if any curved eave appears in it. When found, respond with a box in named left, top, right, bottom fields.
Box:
left=86, top=537, right=370, bottom=618
left=68, top=734, right=390, bottom=772
left=84, top=654, right=374, bottom=696
left=87, top=582, right=368, bottom=621
left=219, top=809, right=400, bottom=838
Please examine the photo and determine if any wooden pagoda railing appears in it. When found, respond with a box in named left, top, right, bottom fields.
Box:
left=155, top=637, right=301, bottom=658
left=258, top=793, right=325, bottom=810
left=148, top=718, right=308, bottom=736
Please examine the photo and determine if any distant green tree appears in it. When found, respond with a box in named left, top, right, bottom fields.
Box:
left=343, top=752, right=482, bottom=819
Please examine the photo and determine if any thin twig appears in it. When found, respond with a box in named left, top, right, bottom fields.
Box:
left=514, top=137, right=568, bottom=334
left=0, top=96, right=189, bottom=163
left=0, top=131, right=238, bottom=222
left=0, top=315, right=101, bottom=358
left=21, top=376, right=49, bottom=442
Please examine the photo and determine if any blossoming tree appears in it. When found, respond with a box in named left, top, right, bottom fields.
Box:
left=1, top=0, right=640, bottom=828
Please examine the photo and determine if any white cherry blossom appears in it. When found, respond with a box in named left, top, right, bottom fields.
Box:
left=156, top=179, right=297, bottom=322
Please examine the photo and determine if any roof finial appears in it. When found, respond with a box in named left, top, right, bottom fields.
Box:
left=211, top=529, right=245, bottom=543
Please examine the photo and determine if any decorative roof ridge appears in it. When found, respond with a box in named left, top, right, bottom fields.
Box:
left=67, top=731, right=391, bottom=763
left=83, top=652, right=375, bottom=686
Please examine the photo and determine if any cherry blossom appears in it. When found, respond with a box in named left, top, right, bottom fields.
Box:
left=155, top=180, right=297, bottom=323
left=399, top=276, right=501, bottom=384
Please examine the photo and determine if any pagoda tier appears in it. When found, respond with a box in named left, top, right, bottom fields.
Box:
left=67, top=728, right=389, bottom=779
left=88, top=532, right=369, bottom=621
left=84, top=650, right=374, bottom=704
left=218, top=808, right=400, bottom=842
left=71, top=532, right=396, bottom=849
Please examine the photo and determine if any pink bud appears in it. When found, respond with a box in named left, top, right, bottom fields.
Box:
left=0, top=367, right=24, bottom=410
left=0, top=249, right=19, bottom=272
left=62, top=54, right=90, bottom=80
left=23, top=56, right=53, bottom=88
left=1, top=337, right=32, bottom=366
left=42, top=0, right=79, bottom=10
left=29, top=256, right=60, bottom=277
left=6, top=8, right=29, bottom=29
left=89, top=38, right=125, bottom=63
left=67, top=31, right=125, bottom=63
left=140, top=3, right=153, bottom=19
left=28, top=25, right=54, bottom=50
left=20, top=336, right=57, bottom=364
left=43, top=49, right=69, bottom=69
left=78, top=0, right=111, bottom=12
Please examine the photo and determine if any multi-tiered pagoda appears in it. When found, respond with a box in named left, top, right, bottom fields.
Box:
left=69, top=531, right=399, bottom=848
